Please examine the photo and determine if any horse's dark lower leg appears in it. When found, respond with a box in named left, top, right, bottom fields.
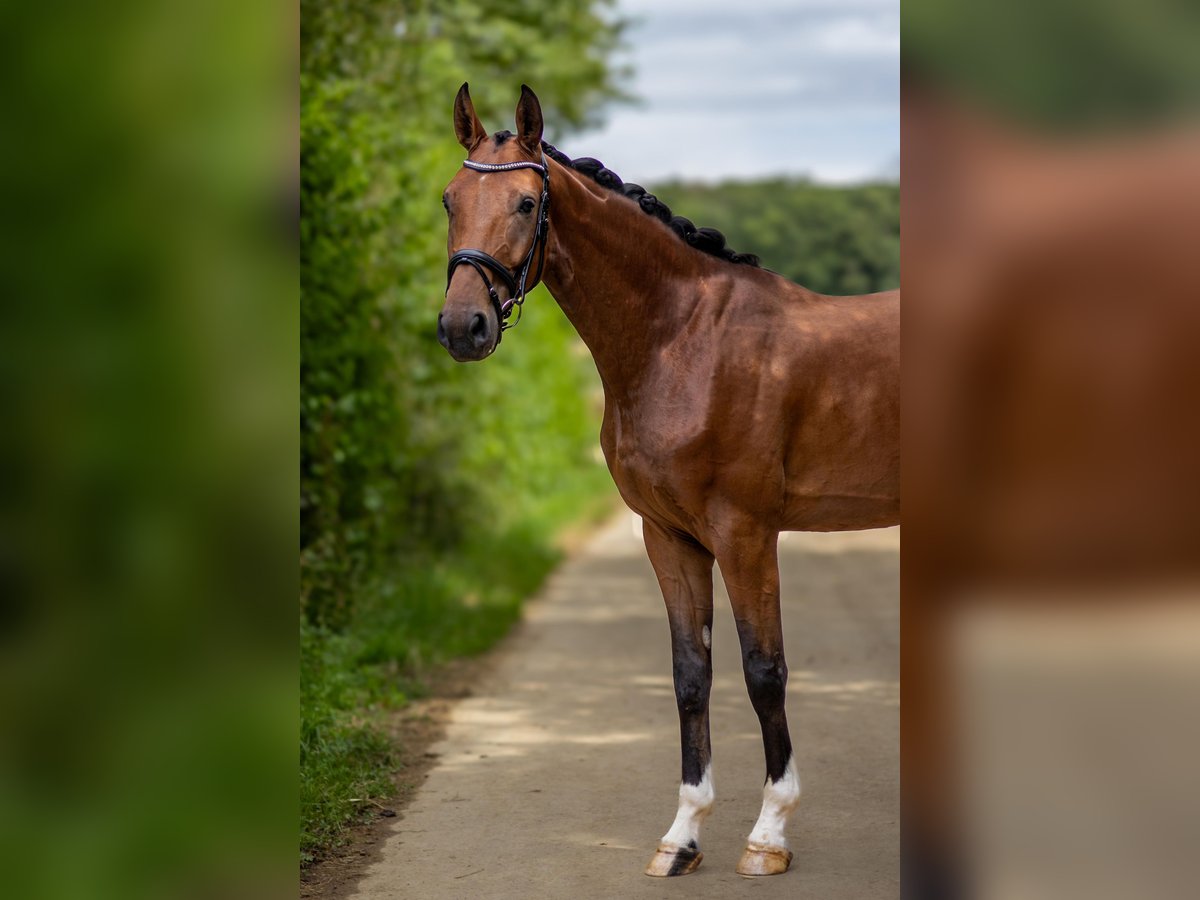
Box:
left=737, top=620, right=800, bottom=867
left=641, top=518, right=715, bottom=877
left=721, top=531, right=800, bottom=875
left=742, top=632, right=794, bottom=777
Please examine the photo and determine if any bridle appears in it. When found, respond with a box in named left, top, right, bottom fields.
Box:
left=445, top=154, right=551, bottom=342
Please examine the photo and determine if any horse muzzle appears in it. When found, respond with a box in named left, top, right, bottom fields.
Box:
left=437, top=307, right=497, bottom=361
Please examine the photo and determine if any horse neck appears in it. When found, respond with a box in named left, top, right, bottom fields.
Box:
left=541, top=161, right=709, bottom=397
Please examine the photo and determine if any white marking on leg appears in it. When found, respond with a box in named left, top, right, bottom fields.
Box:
left=701, top=625, right=711, bottom=649
left=747, top=755, right=801, bottom=848
left=660, top=763, right=714, bottom=849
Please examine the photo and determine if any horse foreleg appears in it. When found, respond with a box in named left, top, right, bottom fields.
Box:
left=641, top=518, right=716, bottom=877
left=720, top=530, right=800, bottom=876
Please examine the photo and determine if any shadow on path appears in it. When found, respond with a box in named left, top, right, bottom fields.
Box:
left=350, top=515, right=899, bottom=899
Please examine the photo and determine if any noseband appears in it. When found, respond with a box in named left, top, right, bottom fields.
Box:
left=446, top=155, right=551, bottom=342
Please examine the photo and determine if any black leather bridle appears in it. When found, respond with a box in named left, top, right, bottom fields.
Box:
left=446, top=155, right=551, bottom=343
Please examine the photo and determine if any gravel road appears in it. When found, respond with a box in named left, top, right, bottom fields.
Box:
left=349, top=515, right=898, bottom=899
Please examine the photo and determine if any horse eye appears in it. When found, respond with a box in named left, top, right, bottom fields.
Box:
left=518, top=198, right=535, bottom=215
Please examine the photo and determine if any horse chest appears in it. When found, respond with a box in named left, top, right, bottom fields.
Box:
left=601, top=402, right=712, bottom=525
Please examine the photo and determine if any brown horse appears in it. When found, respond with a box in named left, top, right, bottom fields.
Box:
left=437, top=84, right=899, bottom=877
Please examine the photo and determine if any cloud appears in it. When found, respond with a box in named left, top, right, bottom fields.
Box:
left=578, top=0, right=899, bottom=181
left=565, top=107, right=898, bottom=184
left=620, top=0, right=895, bottom=16
left=807, top=16, right=900, bottom=56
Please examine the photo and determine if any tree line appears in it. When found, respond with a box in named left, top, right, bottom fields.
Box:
left=651, top=178, right=899, bottom=296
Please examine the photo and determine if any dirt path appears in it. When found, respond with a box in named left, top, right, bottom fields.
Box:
left=348, top=514, right=899, bottom=899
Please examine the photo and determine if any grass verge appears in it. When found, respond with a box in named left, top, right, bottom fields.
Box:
left=300, top=478, right=614, bottom=865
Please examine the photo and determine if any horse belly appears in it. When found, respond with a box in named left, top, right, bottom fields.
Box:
left=780, top=403, right=900, bottom=531
left=782, top=491, right=899, bottom=532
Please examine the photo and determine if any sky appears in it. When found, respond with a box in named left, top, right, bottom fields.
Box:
left=570, top=0, right=899, bottom=184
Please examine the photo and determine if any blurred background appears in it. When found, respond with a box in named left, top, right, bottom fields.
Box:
left=13, top=0, right=1200, bottom=897
left=31, top=1, right=1200, bottom=898
left=0, top=0, right=901, bottom=895
left=300, top=0, right=898, bottom=881
left=903, top=1, right=1200, bottom=898
left=0, top=2, right=295, bottom=899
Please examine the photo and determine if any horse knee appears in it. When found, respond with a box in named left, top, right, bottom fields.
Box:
left=743, top=649, right=787, bottom=714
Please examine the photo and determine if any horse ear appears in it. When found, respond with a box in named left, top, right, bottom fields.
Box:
left=515, top=84, right=543, bottom=154
left=454, top=83, right=487, bottom=152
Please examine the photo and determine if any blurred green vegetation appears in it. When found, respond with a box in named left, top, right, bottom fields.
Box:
left=300, top=0, right=624, bottom=862
left=0, top=3, right=296, bottom=899
left=903, top=0, right=1200, bottom=130
left=650, top=179, right=900, bottom=296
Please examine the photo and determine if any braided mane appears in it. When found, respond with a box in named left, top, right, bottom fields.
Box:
left=499, top=132, right=762, bottom=267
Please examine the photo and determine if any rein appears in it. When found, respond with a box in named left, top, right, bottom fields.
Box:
left=446, top=154, right=551, bottom=341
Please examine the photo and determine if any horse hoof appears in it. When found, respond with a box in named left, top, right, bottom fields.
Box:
left=735, top=842, right=793, bottom=876
left=644, top=842, right=703, bottom=876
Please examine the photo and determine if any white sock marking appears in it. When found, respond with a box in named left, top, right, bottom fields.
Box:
left=660, top=763, right=714, bottom=849
left=701, top=625, right=711, bottom=649
left=747, top=755, right=801, bottom=848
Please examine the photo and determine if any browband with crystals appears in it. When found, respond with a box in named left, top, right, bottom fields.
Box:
left=462, top=159, right=546, bottom=174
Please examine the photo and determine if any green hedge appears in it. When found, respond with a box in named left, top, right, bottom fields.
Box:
left=301, top=0, right=625, bottom=628
left=300, top=0, right=623, bottom=860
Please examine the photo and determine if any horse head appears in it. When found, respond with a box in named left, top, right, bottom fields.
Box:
left=438, top=84, right=549, bottom=361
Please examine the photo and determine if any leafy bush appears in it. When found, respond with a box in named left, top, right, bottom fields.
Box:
left=300, top=0, right=623, bottom=860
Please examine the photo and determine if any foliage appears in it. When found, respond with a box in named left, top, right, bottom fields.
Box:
left=300, top=0, right=623, bottom=861
left=300, top=0, right=627, bottom=628
left=298, top=519, right=576, bottom=860
left=903, top=0, right=1200, bottom=131
left=650, top=179, right=900, bottom=296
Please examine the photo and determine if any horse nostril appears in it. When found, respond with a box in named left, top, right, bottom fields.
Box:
left=468, top=312, right=490, bottom=346
left=436, top=313, right=449, bottom=348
